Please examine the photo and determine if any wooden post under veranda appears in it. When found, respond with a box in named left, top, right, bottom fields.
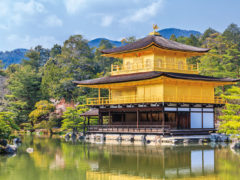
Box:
left=83, top=116, right=86, bottom=136
left=87, top=116, right=90, bottom=126
left=137, top=110, right=139, bottom=128
left=98, top=88, right=101, bottom=104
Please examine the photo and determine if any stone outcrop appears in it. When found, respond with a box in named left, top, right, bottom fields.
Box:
left=232, top=142, right=240, bottom=149
left=0, top=138, right=21, bottom=155
left=0, top=140, right=18, bottom=155
left=210, top=133, right=230, bottom=142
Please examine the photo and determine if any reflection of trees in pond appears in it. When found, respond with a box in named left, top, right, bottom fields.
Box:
left=0, top=136, right=91, bottom=180
left=215, top=148, right=240, bottom=180
left=1, top=136, right=240, bottom=180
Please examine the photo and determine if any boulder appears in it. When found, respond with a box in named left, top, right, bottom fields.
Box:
left=210, top=133, right=230, bottom=142
left=26, top=148, right=34, bottom=153
left=78, top=135, right=85, bottom=140
left=3, top=144, right=17, bottom=154
left=0, top=139, right=8, bottom=147
left=233, top=142, right=240, bottom=149
left=13, top=138, right=22, bottom=144
left=71, top=132, right=77, bottom=140
left=65, top=133, right=71, bottom=141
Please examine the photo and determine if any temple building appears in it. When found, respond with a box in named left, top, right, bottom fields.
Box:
left=74, top=26, right=239, bottom=135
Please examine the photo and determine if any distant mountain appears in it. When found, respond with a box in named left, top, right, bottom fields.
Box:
left=88, top=38, right=122, bottom=48
left=89, top=28, right=201, bottom=49
left=158, top=28, right=201, bottom=39
left=0, top=49, right=28, bottom=68
left=0, top=28, right=201, bottom=67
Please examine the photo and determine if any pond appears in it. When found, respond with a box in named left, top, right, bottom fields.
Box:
left=0, top=136, right=240, bottom=180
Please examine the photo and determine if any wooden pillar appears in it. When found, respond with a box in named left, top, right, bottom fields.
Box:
left=150, top=111, right=153, bottom=124
left=162, top=105, right=165, bottom=135
left=101, top=115, right=103, bottom=125
left=201, top=106, right=203, bottom=129
left=98, top=88, right=101, bottom=104
left=137, top=110, right=139, bottom=128
left=176, top=107, right=179, bottom=129
left=87, top=116, right=90, bottom=126
left=162, top=107, right=165, bottom=127
left=98, top=113, right=101, bottom=125
left=121, top=111, right=124, bottom=125
left=109, top=88, right=111, bottom=104
left=83, top=116, right=86, bottom=135
left=108, top=111, right=111, bottom=125
left=214, top=107, right=216, bottom=129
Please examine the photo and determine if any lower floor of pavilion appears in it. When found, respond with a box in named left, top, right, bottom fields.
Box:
left=86, top=103, right=221, bottom=136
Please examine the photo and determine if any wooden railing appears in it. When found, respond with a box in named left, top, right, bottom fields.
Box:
left=111, top=62, right=198, bottom=75
left=86, top=96, right=226, bottom=105
left=87, top=125, right=171, bottom=134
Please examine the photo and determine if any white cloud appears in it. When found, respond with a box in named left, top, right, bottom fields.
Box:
left=45, top=15, right=63, bottom=27
left=6, top=34, right=60, bottom=50
left=0, top=0, right=46, bottom=27
left=120, top=0, right=164, bottom=23
left=0, top=1, right=9, bottom=17
left=14, top=0, right=45, bottom=15
left=0, top=24, right=8, bottom=30
left=101, top=16, right=113, bottom=27
left=64, top=0, right=86, bottom=14
left=10, top=14, right=23, bottom=26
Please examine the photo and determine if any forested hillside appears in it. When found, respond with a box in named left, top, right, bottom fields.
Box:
left=0, top=23, right=239, bottom=134
left=158, top=28, right=201, bottom=39
left=0, top=49, right=28, bottom=67
left=0, top=28, right=201, bottom=67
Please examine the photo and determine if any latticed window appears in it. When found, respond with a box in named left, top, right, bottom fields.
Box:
left=178, top=61, right=183, bottom=70
left=167, top=57, right=175, bottom=64
left=157, top=59, right=163, bottom=68
left=126, top=61, right=131, bottom=70
left=145, top=59, right=151, bottom=68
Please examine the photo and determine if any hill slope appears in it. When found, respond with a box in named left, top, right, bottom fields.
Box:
left=88, top=38, right=122, bottom=48
left=0, top=28, right=201, bottom=67
left=0, top=49, right=28, bottom=67
left=158, top=28, right=201, bottom=39
left=89, top=28, right=201, bottom=48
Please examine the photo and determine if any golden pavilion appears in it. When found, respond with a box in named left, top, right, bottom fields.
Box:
left=75, top=26, right=239, bottom=135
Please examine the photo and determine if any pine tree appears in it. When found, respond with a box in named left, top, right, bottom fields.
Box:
left=218, top=86, right=240, bottom=135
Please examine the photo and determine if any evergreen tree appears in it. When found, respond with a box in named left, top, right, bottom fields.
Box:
left=61, top=105, right=89, bottom=133
left=218, top=86, right=240, bottom=135
left=41, top=35, right=96, bottom=101
left=201, top=27, right=218, bottom=42
left=0, top=112, right=19, bottom=139
left=6, top=65, right=42, bottom=124
left=29, top=100, right=57, bottom=134
left=222, top=23, right=240, bottom=45
left=50, top=44, right=62, bottom=58
left=170, top=34, right=177, bottom=41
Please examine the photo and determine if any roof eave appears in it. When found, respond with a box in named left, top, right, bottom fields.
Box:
left=101, top=43, right=210, bottom=57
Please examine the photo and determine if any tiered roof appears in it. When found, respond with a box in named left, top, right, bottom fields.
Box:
left=74, top=31, right=239, bottom=85
left=102, top=35, right=210, bottom=54
left=74, top=71, right=239, bottom=85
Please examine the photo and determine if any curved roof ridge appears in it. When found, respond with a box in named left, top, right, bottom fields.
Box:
left=73, top=71, right=239, bottom=85
left=101, top=35, right=210, bottom=54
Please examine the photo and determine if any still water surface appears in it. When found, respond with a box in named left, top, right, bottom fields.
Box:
left=0, top=136, right=240, bottom=180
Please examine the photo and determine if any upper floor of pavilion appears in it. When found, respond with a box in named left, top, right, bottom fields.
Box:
left=101, top=26, right=210, bottom=75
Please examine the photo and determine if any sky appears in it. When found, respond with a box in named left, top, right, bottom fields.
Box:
left=0, top=0, right=240, bottom=51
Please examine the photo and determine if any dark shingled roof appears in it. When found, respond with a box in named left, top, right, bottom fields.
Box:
left=73, top=71, right=240, bottom=85
left=80, top=109, right=99, bottom=116
left=101, top=35, right=210, bottom=54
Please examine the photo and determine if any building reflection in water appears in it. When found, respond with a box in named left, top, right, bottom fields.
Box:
left=85, top=144, right=216, bottom=180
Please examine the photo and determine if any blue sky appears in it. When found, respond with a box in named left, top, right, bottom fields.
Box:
left=0, top=0, right=239, bottom=51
